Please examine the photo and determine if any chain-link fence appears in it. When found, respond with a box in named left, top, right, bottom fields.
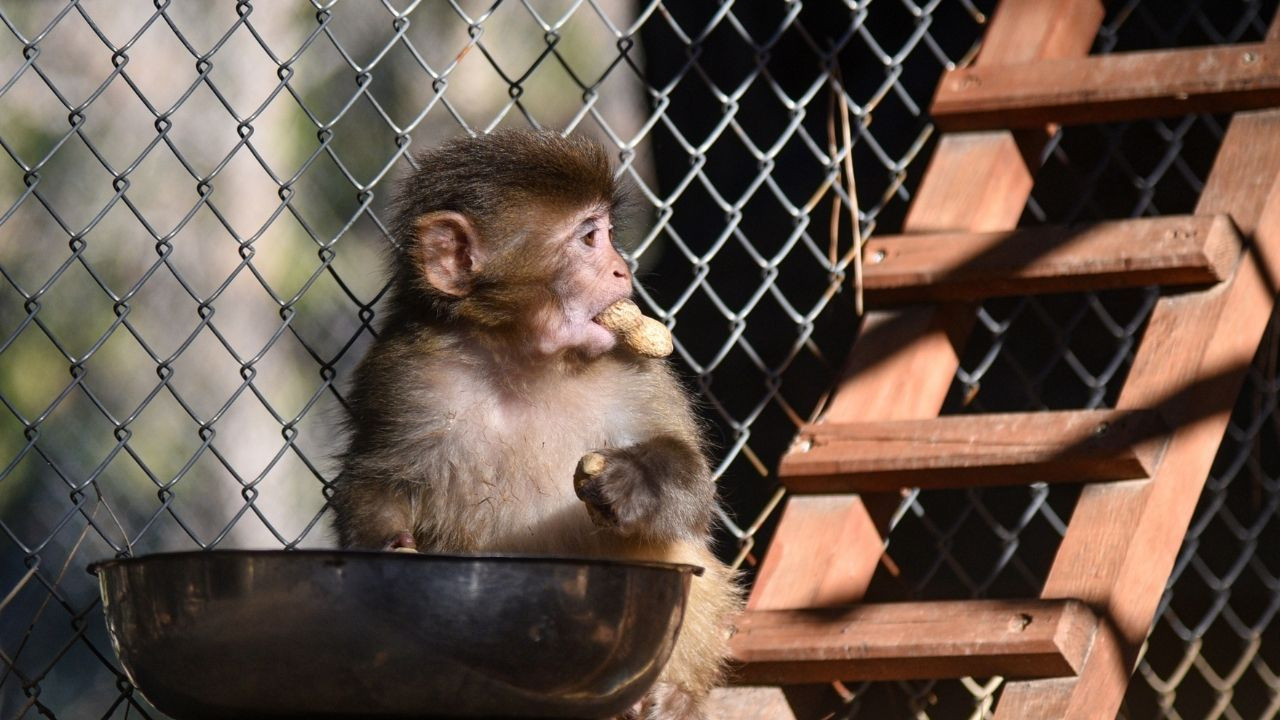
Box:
left=1, top=1, right=1277, bottom=718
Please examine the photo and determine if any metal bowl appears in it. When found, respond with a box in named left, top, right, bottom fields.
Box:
left=91, top=550, right=698, bottom=719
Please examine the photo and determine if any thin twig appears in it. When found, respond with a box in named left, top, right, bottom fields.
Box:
left=833, top=63, right=863, bottom=315
left=826, top=89, right=841, bottom=270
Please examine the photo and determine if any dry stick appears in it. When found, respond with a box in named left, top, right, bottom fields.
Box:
left=827, top=90, right=842, bottom=272
left=834, top=64, right=864, bottom=316
left=796, top=81, right=858, bottom=428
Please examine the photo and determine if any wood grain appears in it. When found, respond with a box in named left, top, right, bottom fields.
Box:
left=746, top=495, right=886, bottom=611
left=863, top=215, right=1240, bottom=303
left=779, top=410, right=1168, bottom=492
left=705, top=687, right=796, bottom=720
left=731, top=599, right=1098, bottom=684
left=934, top=42, right=1280, bottom=131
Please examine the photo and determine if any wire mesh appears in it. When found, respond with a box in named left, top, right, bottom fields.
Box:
left=0, top=1, right=1276, bottom=718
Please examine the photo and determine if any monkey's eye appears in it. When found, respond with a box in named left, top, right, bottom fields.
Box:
left=583, top=226, right=612, bottom=248
left=576, top=220, right=612, bottom=249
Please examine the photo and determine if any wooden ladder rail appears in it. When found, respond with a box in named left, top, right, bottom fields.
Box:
left=730, top=3, right=1280, bottom=718
left=994, top=90, right=1280, bottom=720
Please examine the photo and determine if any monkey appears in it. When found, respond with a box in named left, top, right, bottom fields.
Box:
left=329, top=130, right=742, bottom=719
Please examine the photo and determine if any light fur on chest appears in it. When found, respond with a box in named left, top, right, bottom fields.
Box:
left=415, top=360, right=642, bottom=552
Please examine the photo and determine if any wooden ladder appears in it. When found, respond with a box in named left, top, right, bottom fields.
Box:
left=727, top=2, right=1280, bottom=718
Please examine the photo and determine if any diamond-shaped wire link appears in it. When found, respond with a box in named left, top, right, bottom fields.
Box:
left=1, top=1, right=1277, bottom=717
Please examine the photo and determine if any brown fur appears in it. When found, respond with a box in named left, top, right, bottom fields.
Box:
left=331, top=131, right=742, bottom=718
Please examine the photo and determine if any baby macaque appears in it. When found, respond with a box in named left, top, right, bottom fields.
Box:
left=331, top=130, right=741, bottom=719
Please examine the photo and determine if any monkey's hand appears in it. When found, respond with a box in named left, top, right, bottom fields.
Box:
left=574, top=451, right=652, bottom=534
left=573, top=438, right=714, bottom=540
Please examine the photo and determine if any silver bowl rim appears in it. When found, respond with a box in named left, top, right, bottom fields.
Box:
left=88, top=548, right=706, bottom=577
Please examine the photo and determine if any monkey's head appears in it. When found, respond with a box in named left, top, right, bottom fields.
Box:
left=389, top=130, right=632, bottom=359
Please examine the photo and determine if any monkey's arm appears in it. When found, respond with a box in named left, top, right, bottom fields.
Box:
left=574, top=364, right=716, bottom=543
left=330, top=330, right=446, bottom=551
left=330, top=474, right=422, bottom=550
left=574, top=435, right=714, bottom=541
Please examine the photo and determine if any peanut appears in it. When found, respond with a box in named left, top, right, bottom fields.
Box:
left=595, top=299, right=673, bottom=358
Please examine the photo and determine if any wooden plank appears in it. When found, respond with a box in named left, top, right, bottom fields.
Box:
left=989, top=677, right=1078, bottom=718
left=820, top=304, right=975, bottom=423
left=746, top=495, right=886, bottom=611
left=863, top=215, right=1240, bottom=303
left=997, top=109, right=1280, bottom=719
left=934, top=42, right=1280, bottom=131
left=706, top=688, right=797, bottom=720
left=900, top=131, right=1039, bottom=235
left=974, top=0, right=1107, bottom=67
left=779, top=410, right=1168, bottom=493
left=731, top=599, right=1098, bottom=685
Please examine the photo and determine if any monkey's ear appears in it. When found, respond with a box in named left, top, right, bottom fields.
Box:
left=412, top=211, right=483, bottom=297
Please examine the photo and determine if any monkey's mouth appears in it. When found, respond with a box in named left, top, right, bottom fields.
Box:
left=591, top=294, right=634, bottom=322
left=588, top=308, right=624, bottom=335
left=588, top=315, right=617, bottom=339
left=587, top=306, right=618, bottom=328
left=582, top=296, right=634, bottom=352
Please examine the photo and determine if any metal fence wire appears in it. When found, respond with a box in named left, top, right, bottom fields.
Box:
left=0, top=1, right=1277, bottom=718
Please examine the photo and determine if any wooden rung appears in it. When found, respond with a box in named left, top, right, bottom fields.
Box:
left=933, top=42, right=1280, bottom=130
left=862, top=214, right=1240, bottom=304
left=730, top=599, right=1099, bottom=685
left=779, top=409, right=1167, bottom=493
